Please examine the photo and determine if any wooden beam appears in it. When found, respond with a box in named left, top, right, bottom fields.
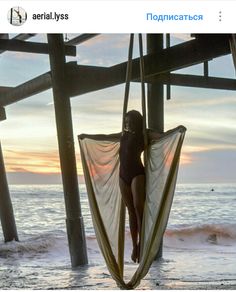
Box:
left=67, top=35, right=231, bottom=96
left=2, top=67, right=236, bottom=109
left=145, top=34, right=230, bottom=76
left=0, top=107, right=6, bottom=121
left=67, top=63, right=113, bottom=97
left=145, top=73, right=236, bottom=91
left=0, top=34, right=9, bottom=54
left=0, top=73, right=52, bottom=107
left=13, top=33, right=37, bottom=41
left=0, top=87, right=12, bottom=94
left=0, top=34, right=36, bottom=54
left=66, top=34, right=100, bottom=45
left=0, top=35, right=233, bottom=107
left=0, top=34, right=9, bottom=39
left=0, top=39, right=76, bottom=56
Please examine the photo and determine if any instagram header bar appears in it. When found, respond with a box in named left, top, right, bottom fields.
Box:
left=0, top=0, right=236, bottom=33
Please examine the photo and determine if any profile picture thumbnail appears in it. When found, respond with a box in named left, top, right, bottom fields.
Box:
left=7, top=7, right=27, bottom=26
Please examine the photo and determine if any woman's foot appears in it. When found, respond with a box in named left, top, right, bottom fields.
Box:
left=137, top=242, right=140, bottom=263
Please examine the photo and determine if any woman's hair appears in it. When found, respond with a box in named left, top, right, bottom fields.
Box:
left=125, top=110, right=143, bottom=133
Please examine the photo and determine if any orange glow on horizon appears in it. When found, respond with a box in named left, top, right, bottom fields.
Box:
left=4, top=149, right=84, bottom=175
left=180, top=153, right=193, bottom=165
left=3, top=144, right=200, bottom=177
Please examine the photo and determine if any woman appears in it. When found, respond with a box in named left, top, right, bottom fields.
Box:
left=119, top=110, right=146, bottom=263
left=79, top=110, right=185, bottom=263
left=119, top=111, right=187, bottom=263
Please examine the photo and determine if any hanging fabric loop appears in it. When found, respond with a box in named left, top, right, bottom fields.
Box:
left=122, top=34, right=134, bottom=133
left=122, top=33, right=148, bottom=150
left=78, top=33, right=187, bottom=289
left=138, top=33, right=148, bottom=151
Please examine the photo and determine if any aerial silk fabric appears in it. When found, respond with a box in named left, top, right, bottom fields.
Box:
left=78, top=126, right=185, bottom=289
left=230, top=34, right=236, bottom=71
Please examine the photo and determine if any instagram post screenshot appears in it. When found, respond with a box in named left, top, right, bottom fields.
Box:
left=0, top=0, right=236, bottom=290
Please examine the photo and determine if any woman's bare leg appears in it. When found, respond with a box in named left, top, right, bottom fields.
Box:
left=131, top=174, right=146, bottom=262
left=119, top=177, right=139, bottom=262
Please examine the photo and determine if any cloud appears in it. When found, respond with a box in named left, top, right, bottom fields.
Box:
left=3, top=148, right=84, bottom=176
left=4, top=149, right=60, bottom=174
left=70, top=34, right=135, bottom=67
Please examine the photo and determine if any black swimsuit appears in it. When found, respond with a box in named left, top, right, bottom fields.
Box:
left=119, top=131, right=145, bottom=185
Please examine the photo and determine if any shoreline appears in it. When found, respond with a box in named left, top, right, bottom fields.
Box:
left=146, top=279, right=236, bottom=290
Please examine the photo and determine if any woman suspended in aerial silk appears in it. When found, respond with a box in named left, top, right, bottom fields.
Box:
left=79, top=110, right=186, bottom=264
left=80, top=109, right=146, bottom=263
left=78, top=34, right=186, bottom=289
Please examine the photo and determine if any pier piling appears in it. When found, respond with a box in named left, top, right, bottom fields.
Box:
left=47, top=34, right=88, bottom=266
left=147, top=34, right=164, bottom=259
left=0, top=142, right=18, bottom=242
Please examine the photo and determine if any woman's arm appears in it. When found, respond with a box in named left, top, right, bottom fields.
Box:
left=78, top=132, right=121, bottom=141
left=148, top=125, right=186, bottom=141
left=147, top=129, right=162, bottom=141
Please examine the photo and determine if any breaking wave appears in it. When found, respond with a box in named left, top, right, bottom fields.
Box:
left=164, top=223, right=236, bottom=249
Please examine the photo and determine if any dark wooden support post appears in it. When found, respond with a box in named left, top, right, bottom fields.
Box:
left=147, top=34, right=164, bottom=133
left=204, top=61, right=209, bottom=77
left=0, top=142, right=18, bottom=242
left=47, top=34, right=88, bottom=267
left=166, top=34, right=171, bottom=100
left=147, top=34, right=164, bottom=259
left=0, top=107, right=6, bottom=121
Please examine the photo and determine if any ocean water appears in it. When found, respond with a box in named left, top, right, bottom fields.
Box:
left=0, top=183, right=236, bottom=289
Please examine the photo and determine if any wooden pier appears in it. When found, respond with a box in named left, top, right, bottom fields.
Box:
left=0, top=33, right=235, bottom=266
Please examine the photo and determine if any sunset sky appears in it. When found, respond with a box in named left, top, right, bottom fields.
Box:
left=0, top=33, right=236, bottom=184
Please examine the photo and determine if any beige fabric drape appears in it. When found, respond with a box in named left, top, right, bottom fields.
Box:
left=78, top=126, right=185, bottom=289
left=230, top=34, right=236, bottom=71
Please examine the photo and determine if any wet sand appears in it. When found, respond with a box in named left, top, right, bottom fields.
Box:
left=63, top=257, right=236, bottom=290
left=64, top=263, right=236, bottom=290
left=67, top=237, right=236, bottom=290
